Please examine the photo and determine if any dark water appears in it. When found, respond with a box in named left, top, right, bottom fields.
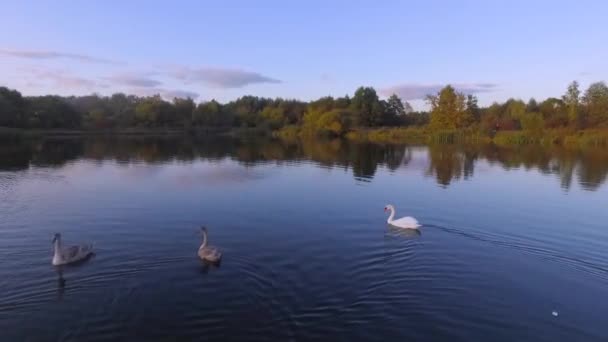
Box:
left=1, top=136, right=607, bottom=341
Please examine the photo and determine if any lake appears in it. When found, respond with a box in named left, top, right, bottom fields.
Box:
left=1, top=136, right=607, bottom=341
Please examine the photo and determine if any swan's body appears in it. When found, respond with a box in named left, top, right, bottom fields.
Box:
left=384, top=204, right=420, bottom=229
left=198, top=227, right=222, bottom=263
left=52, top=233, right=93, bottom=266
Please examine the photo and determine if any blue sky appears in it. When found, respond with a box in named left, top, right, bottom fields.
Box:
left=1, top=0, right=607, bottom=108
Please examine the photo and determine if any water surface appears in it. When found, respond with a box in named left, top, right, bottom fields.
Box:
left=1, top=137, right=607, bottom=341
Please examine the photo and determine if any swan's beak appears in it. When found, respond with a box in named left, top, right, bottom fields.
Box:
left=384, top=207, right=387, bottom=212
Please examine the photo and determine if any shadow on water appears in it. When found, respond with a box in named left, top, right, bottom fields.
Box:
left=1, top=135, right=607, bottom=190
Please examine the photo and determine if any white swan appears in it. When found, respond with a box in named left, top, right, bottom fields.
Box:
left=52, top=233, right=93, bottom=266
left=198, top=226, right=222, bottom=263
left=384, top=204, right=420, bottom=229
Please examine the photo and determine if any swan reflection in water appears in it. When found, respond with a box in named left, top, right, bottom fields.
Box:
left=199, top=259, right=222, bottom=274
left=386, top=225, right=422, bottom=239
left=55, top=267, right=66, bottom=300
left=52, top=252, right=95, bottom=300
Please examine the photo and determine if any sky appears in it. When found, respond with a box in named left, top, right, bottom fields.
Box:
left=1, top=0, right=607, bottom=109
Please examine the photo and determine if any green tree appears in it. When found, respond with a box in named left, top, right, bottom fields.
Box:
left=583, top=82, right=608, bottom=127
left=351, top=87, right=384, bottom=127
left=316, top=109, right=352, bottom=136
left=261, top=105, right=286, bottom=129
left=0, top=87, right=26, bottom=127
left=504, top=99, right=526, bottom=120
left=427, top=85, right=471, bottom=130
left=539, top=98, right=567, bottom=128
left=26, top=96, right=81, bottom=128
left=386, top=94, right=405, bottom=117
left=173, top=97, right=195, bottom=129
left=520, top=112, right=545, bottom=135
left=466, top=95, right=480, bottom=122
left=135, top=95, right=172, bottom=127
left=526, top=98, right=539, bottom=112
left=403, top=101, right=414, bottom=114
left=194, top=100, right=222, bottom=126
left=87, top=107, right=112, bottom=129
left=563, top=81, right=581, bottom=128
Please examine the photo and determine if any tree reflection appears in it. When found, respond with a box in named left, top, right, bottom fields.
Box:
left=1, top=137, right=607, bottom=191
left=426, top=145, right=465, bottom=187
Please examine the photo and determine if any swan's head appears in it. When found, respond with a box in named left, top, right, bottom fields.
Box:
left=384, top=204, right=394, bottom=213
left=200, top=226, right=208, bottom=233
left=52, top=233, right=61, bottom=243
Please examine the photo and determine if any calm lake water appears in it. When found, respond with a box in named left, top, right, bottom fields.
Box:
left=1, top=136, right=607, bottom=341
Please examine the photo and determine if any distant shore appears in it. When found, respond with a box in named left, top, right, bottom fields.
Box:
left=274, top=126, right=608, bottom=148
left=3, top=125, right=608, bottom=150
left=352, top=128, right=608, bottom=148
left=0, top=126, right=269, bottom=140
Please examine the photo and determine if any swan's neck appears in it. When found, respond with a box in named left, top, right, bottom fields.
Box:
left=53, top=239, right=62, bottom=258
left=201, top=231, right=208, bottom=249
left=387, top=208, right=395, bottom=223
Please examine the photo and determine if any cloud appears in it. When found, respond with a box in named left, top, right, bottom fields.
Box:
left=0, top=48, right=122, bottom=65
left=170, top=66, right=281, bottom=88
left=104, top=72, right=162, bottom=87
left=380, top=83, right=498, bottom=100
left=128, top=87, right=199, bottom=100
left=161, top=89, right=199, bottom=99
left=21, top=67, right=104, bottom=89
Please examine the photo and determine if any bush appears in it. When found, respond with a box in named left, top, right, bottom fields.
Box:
left=273, top=125, right=300, bottom=141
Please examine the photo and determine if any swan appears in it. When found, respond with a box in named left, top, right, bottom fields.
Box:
left=52, top=233, right=94, bottom=266
left=384, top=204, right=420, bottom=229
left=198, top=226, right=222, bottom=263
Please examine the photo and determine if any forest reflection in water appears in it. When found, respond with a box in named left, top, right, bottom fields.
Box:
left=1, top=136, right=607, bottom=191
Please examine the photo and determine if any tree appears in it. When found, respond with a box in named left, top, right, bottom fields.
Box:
left=583, top=82, right=608, bottom=127
left=173, top=97, right=195, bottom=129
left=539, top=98, right=567, bottom=128
left=504, top=99, right=526, bottom=120
left=466, top=95, right=480, bottom=121
left=261, top=105, right=286, bottom=129
left=109, top=93, right=138, bottom=127
left=87, top=107, right=112, bottom=129
left=316, top=109, right=352, bottom=136
left=194, top=100, right=230, bottom=126
left=386, top=94, right=405, bottom=117
left=351, top=86, right=384, bottom=126
left=0, top=87, right=26, bottom=127
left=526, top=98, right=539, bottom=112
left=403, top=101, right=414, bottom=114
left=26, top=96, right=81, bottom=128
left=520, top=112, right=544, bottom=135
left=427, top=85, right=472, bottom=130
left=135, top=95, right=172, bottom=127
left=563, top=81, right=581, bottom=128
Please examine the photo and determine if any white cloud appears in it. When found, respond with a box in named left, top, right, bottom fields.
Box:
left=380, top=83, right=498, bottom=100
left=170, top=66, right=281, bottom=88
left=104, top=72, right=162, bottom=87
left=128, top=87, right=199, bottom=100
left=20, top=67, right=104, bottom=90
left=0, top=48, right=122, bottom=65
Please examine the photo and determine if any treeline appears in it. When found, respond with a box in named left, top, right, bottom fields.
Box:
left=426, top=81, right=608, bottom=134
left=1, top=81, right=607, bottom=135
left=0, top=86, right=426, bottom=132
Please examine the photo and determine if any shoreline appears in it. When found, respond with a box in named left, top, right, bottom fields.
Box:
left=3, top=126, right=608, bottom=149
